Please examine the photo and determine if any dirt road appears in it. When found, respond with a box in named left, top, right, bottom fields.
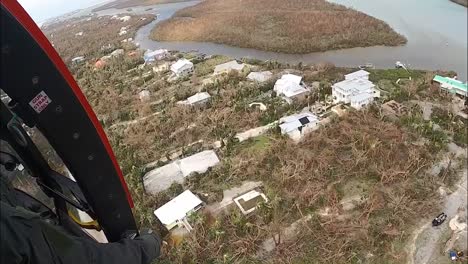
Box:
left=409, top=143, right=467, bottom=264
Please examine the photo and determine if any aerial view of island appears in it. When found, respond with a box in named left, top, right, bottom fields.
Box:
left=1, top=0, right=466, bottom=263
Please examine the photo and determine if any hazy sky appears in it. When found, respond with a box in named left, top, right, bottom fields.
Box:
left=18, top=0, right=108, bottom=22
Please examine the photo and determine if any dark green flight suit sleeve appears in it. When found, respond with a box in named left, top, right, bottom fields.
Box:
left=0, top=177, right=161, bottom=264
left=0, top=201, right=161, bottom=264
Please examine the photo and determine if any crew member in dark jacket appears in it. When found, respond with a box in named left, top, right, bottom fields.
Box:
left=0, top=176, right=161, bottom=264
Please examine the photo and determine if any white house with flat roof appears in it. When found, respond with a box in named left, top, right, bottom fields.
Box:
left=213, top=60, right=246, bottom=75
left=332, top=70, right=379, bottom=109
left=143, top=150, right=220, bottom=194
left=178, top=92, right=211, bottom=106
left=171, top=59, right=193, bottom=77
left=154, top=190, right=203, bottom=231
left=279, top=112, right=319, bottom=141
left=274, top=74, right=309, bottom=101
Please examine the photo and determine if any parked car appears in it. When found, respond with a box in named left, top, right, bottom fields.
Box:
left=432, top=212, right=447, bottom=227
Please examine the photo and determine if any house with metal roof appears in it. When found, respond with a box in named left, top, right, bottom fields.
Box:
left=345, top=70, right=370, bottom=81
left=171, top=59, right=194, bottom=77
left=247, top=71, right=273, bottom=82
left=433, top=75, right=467, bottom=97
left=279, top=112, right=319, bottom=141
left=143, top=150, right=220, bottom=194
left=144, top=49, right=169, bottom=63
left=274, top=74, right=309, bottom=102
left=213, top=60, right=246, bottom=75
left=178, top=92, right=211, bottom=106
left=154, top=190, right=203, bottom=231
left=332, top=71, right=379, bottom=109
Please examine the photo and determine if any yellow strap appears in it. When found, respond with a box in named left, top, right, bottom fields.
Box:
left=68, top=210, right=102, bottom=231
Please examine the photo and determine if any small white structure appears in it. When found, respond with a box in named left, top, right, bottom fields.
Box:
left=233, top=190, right=268, bottom=215
left=154, top=190, right=203, bottom=231
left=249, top=102, right=267, bottom=111
left=143, top=150, right=220, bottom=194
left=395, top=61, right=407, bottom=70
left=214, top=60, right=246, bottom=75
left=178, top=92, right=211, bottom=106
left=119, top=15, right=131, bottom=22
left=118, top=26, right=128, bottom=36
left=121, top=38, right=133, bottom=43
left=110, top=49, right=124, bottom=57
left=274, top=74, right=309, bottom=101
left=345, top=70, right=370, bottom=81
left=139, top=90, right=150, bottom=102
left=71, top=56, right=85, bottom=64
left=144, top=49, right=169, bottom=63
left=247, top=71, right=273, bottom=82
left=332, top=70, right=379, bottom=109
left=171, top=59, right=194, bottom=77
left=279, top=112, right=319, bottom=141
left=75, top=31, right=83, bottom=36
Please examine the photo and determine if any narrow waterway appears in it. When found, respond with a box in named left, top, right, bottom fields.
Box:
left=96, top=0, right=467, bottom=79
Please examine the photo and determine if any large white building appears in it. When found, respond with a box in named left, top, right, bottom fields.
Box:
left=171, top=59, right=194, bottom=77
left=274, top=74, right=309, bottom=101
left=332, top=70, right=379, bottom=109
left=154, top=190, right=203, bottom=231
left=279, top=112, right=319, bottom=141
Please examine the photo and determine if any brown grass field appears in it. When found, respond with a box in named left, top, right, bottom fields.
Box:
left=151, top=0, right=407, bottom=53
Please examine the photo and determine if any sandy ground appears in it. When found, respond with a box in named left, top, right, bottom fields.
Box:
left=409, top=143, right=467, bottom=264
